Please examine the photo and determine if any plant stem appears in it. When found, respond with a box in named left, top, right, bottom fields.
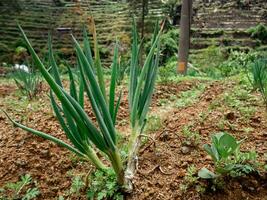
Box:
left=125, top=125, right=141, bottom=192
left=86, top=148, right=108, bottom=171
left=108, top=150, right=125, bottom=185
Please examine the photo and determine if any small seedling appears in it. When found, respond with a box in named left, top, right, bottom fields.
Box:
left=12, top=66, right=42, bottom=100
left=182, top=125, right=201, bottom=146
left=87, top=169, right=123, bottom=200
left=1, top=174, right=40, bottom=200
left=69, top=175, right=85, bottom=197
left=198, top=132, right=257, bottom=180
left=180, top=165, right=200, bottom=193
left=145, top=115, right=163, bottom=133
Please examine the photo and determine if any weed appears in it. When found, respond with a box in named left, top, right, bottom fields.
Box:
left=181, top=125, right=201, bottom=146
left=69, top=176, right=85, bottom=197
left=175, top=84, right=206, bottom=108
left=87, top=169, right=123, bottom=200
left=12, top=67, right=42, bottom=100
left=0, top=174, right=40, bottom=200
left=158, top=57, right=177, bottom=82
left=180, top=165, right=201, bottom=192
left=198, top=111, right=209, bottom=124
left=222, top=85, right=257, bottom=120
left=218, top=51, right=257, bottom=77
left=145, top=115, right=163, bottom=133
left=158, top=98, right=169, bottom=106
left=247, top=23, right=267, bottom=43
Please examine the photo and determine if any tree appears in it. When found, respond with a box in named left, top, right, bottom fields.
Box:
left=161, top=0, right=182, bottom=25
left=177, top=0, right=193, bottom=74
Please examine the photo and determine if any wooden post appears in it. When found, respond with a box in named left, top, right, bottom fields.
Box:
left=177, top=0, right=193, bottom=74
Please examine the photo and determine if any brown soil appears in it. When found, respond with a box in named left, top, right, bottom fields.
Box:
left=0, top=79, right=266, bottom=200
left=0, top=84, right=16, bottom=98
left=0, top=67, right=12, bottom=77
left=128, top=80, right=267, bottom=200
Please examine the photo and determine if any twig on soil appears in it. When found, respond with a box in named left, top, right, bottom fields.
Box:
left=138, top=165, right=173, bottom=176
left=84, top=168, right=92, bottom=190
left=159, top=166, right=173, bottom=175
left=139, top=130, right=171, bottom=154
left=138, top=165, right=159, bottom=175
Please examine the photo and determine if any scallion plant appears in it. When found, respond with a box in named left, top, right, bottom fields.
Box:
left=3, top=19, right=162, bottom=189
left=250, top=58, right=267, bottom=108
left=12, top=65, right=42, bottom=100
left=125, top=20, right=161, bottom=189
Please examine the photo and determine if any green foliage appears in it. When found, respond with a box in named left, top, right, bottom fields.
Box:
left=69, top=176, right=85, bottom=196
left=15, top=46, right=27, bottom=55
left=158, top=57, right=177, bottom=82
left=247, top=23, right=267, bottom=43
left=218, top=50, right=258, bottom=77
left=182, top=125, right=201, bottom=146
left=12, top=67, right=42, bottom=100
left=175, top=84, right=206, bottom=108
left=161, top=0, right=181, bottom=5
left=159, top=28, right=179, bottom=64
left=129, top=19, right=161, bottom=129
left=0, top=174, right=40, bottom=200
left=198, top=132, right=258, bottom=179
left=145, top=115, right=163, bottom=133
left=190, top=45, right=225, bottom=78
left=190, top=46, right=259, bottom=78
left=87, top=169, right=123, bottom=200
left=4, top=19, right=161, bottom=187
left=180, top=165, right=199, bottom=192
left=222, top=84, right=257, bottom=119
left=250, top=58, right=267, bottom=107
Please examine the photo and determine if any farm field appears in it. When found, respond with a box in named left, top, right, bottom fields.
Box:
left=1, top=0, right=267, bottom=199
left=0, top=74, right=266, bottom=199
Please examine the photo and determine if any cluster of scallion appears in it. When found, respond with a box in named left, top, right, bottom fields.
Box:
left=4, top=19, right=162, bottom=190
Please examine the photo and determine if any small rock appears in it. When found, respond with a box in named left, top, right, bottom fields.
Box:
left=187, top=158, right=193, bottom=163
left=40, top=149, right=50, bottom=158
left=205, top=155, right=212, bottom=161
left=181, top=162, right=188, bottom=168
left=177, top=170, right=186, bottom=177
left=225, top=112, right=236, bottom=120
left=160, top=131, right=170, bottom=141
left=15, top=159, right=27, bottom=167
left=181, top=146, right=190, bottom=154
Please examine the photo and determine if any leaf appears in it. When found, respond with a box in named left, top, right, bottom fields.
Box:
left=198, top=167, right=218, bottom=179
left=2, top=110, right=85, bottom=158
left=218, top=133, right=238, bottom=158
left=130, top=20, right=161, bottom=127
left=73, top=35, right=117, bottom=147
left=22, top=188, right=40, bottom=200
left=83, top=26, right=94, bottom=69
left=67, top=66, right=78, bottom=101
left=109, top=41, right=119, bottom=124
left=203, top=144, right=219, bottom=162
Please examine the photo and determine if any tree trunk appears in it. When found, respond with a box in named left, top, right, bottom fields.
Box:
left=177, top=0, right=193, bottom=74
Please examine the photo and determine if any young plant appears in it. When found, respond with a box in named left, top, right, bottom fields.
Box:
left=3, top=19, right=162, bottom=189
left=1, top=174, right=40, bottom=200
left=12, top=65, right=42, bottom=100
left=198, top=132, right=257, bottom=179
left=87, top=169, right=123, bottom=200
left=250, top=58, right=267, bottom=107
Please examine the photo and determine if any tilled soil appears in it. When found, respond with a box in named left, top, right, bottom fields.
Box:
left=128, top=81, right=267, bottom=200
left=0, top=79, right=266, bottom=200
